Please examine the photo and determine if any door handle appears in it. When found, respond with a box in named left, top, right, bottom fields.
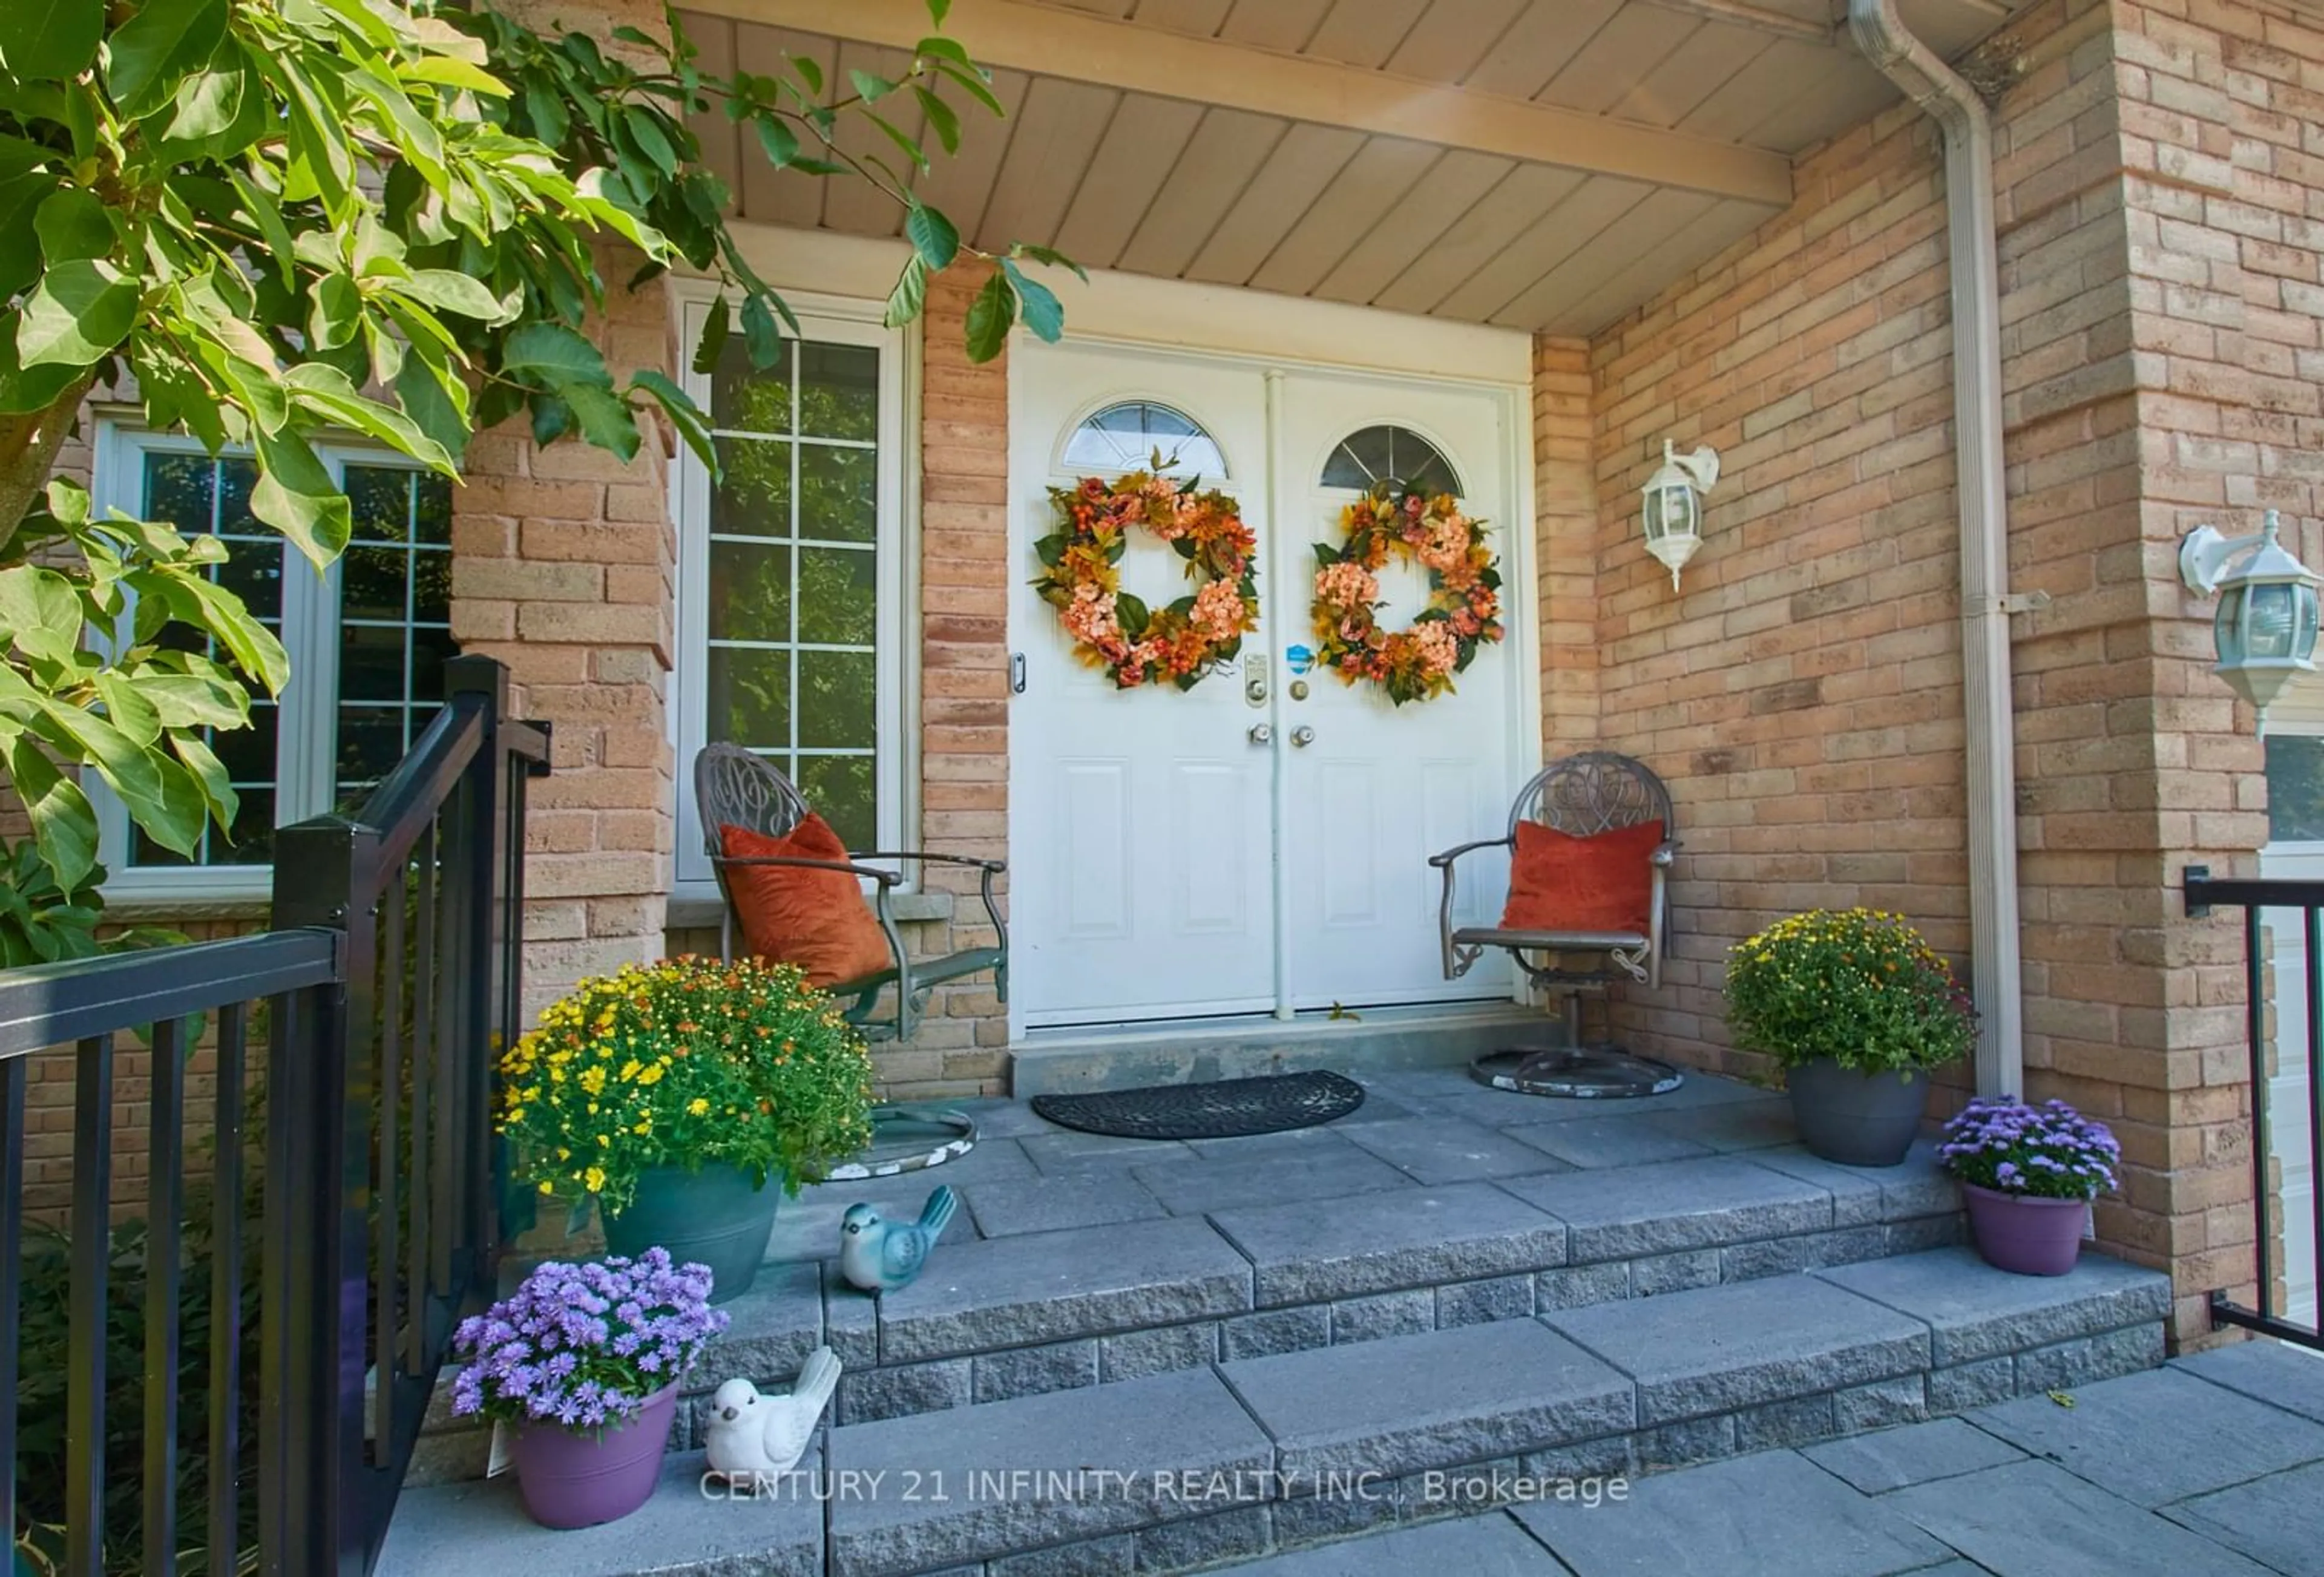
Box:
left=1249, top=723, right=1273, bottom=746
left=1290, top=725, right=1316, bottom=748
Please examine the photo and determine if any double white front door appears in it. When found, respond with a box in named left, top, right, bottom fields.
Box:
left=1009, top=339, right=1524, bottom=1029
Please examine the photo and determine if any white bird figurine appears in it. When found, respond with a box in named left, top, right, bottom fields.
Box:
left=701, top=1346, right=841, bottom=1479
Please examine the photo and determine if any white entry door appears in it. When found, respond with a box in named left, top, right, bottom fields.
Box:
left=2261, top=723, right=2323, bottom=1331
left=1009, top=344, right=1278, bottom=1024
left=1010, top=339, right=1522, bottom=1029
left=1275, top=375, right=1515, bottom=1011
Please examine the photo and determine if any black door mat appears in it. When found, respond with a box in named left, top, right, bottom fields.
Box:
left=1471, top=1047, right=1683, bottom=1099
left=1030, top=1070, right=1365, bottom=1140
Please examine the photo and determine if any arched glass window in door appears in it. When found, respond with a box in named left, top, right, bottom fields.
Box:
left=1320, top=424, right=1462, bottom=496
left=1062, top=400, right=1228, bottom=479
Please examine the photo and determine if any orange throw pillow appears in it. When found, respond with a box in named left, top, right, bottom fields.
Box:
left=1498, top=819, right=1664, bottom=935
left=718, top=817, right=893, bottom=988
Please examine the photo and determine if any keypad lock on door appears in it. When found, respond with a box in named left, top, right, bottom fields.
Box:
left=1243, top=651, right=1269, bottom=707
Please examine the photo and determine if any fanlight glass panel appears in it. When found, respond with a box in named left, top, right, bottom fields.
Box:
left=1063, top=401, right=1227, bottom=479
left=1320, top=424, right=1462, bottom=496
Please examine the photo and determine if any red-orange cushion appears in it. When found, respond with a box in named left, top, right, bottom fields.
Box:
left=719, top=816, right=893, bottom=988
left=1498, top=819, right=1664, bottom=935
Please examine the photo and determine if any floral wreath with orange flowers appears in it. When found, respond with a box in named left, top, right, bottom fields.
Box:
left=1032, top=453, right=1260, bottom=690
left=1310, top=482, right=1503, bottom=706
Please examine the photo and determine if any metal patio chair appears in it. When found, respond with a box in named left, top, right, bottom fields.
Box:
left=1430, top=751, right=1678, bottom=1090
left=694, top=743, right=1007, bottom=1043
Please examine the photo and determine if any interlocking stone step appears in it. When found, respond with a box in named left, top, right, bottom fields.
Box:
left=378, top=1249, right=2174, bottom=1577
left=675, top=1142, right=1967, bottom=1432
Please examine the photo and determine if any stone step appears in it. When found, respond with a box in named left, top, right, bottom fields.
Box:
left=686, top=1141, right=1966, bottom=1434
left=1006, top=1003, right=1555, bottom=1096
left=378, top=1248, right=2171, bottom=1577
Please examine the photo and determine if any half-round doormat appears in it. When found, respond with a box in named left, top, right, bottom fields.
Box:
left=1471, top=1048, right=1683, bottom=1100
left=822, top=1104, right=980, bottom=1182
left=1031, top=1070, right=1365, bottom=1140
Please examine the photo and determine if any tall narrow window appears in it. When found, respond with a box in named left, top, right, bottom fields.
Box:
left=1320, top=424, right=1461, bottom=496
left=99, top=433, right=455, bottom=882
left=679, top=301, right=905, bottom=881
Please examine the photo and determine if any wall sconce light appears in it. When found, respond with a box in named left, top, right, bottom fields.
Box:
left=1642, top=440, right=1721, bottom=590
left=2181, top=508, right=2322, bottom=719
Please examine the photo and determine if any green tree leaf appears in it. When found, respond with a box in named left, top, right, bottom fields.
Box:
left=104, top=0, right=228, bottom=119
left=740, top=292, right=783, bottom=370
left=905, top=202, right=959, bottom=270
left=965, top=269, right=1015, bottom=363
left=0, top=0, right=103, bottom=80
left=249, top=427, right=353, bottom=568
left=692, top=295, right=729, bottom=375
left=883, top=255, right=927, bottom=330
left=32, top=187, right=111, bottom=265
left=631, top=369, right=713, bottom=474
left=15, top=258, right=138, bottom=369
left=6, top=740, right=96, bottom=891
left=849, top=68, right=898, bottom=103
left=753, top=111, right=799, bottom=170
left=0, top=174, right=56, bottom=300
left=1002, top=258, right=1063, bottom=343
left=913, top=85, right=959, bottom=155
left=400, top=269, right=515, bottom=323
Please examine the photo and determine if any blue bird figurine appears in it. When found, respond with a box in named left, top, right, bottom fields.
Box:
left=839, top=1184, right=958, bottom=1296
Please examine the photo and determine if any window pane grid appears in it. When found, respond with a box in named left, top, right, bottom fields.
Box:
left=703, top=327, right=884, bottom=850
left=127, top=449, right=454, bottom=870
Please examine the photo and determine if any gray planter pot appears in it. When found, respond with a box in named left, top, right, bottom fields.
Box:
left=602, top=1163, right=781, bottom=1303
left=1785, top=1057, right=1929, bottom=1168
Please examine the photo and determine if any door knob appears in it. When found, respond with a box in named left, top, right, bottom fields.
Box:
left=1290, top=725, right=1316, bottom=748
left=1249, top=723, right=1273, bottom=745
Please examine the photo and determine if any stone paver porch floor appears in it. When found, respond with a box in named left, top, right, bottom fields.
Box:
left=1213, top=1340, right=2324, bottom=1576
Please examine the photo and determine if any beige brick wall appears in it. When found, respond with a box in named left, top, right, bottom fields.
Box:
left=1563, top=0, right=2283, bottom=1342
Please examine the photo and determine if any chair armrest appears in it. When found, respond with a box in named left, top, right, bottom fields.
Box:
left=850, top=849, right=1008, bottom=874
left=1428, top=836, right=1513, bottom=870
left=712, top=854, right=904, bottom=888
left=1651, top=841, right=1679, bottom=867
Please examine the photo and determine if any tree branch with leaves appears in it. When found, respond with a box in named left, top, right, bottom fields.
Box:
left=0, top=0, right=1075, bottom=960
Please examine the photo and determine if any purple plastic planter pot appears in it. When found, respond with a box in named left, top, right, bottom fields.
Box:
left=510, top=1383, right=680, bottom=1529
left=1963, top=1182, right=2088, bottom=1276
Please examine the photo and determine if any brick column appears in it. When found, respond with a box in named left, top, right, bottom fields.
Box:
left=1534, top=337, right=1601, bottom=754
left=450, top=295, right=675, bottom=1021
left=883, top=265, right=1013, bottom=1096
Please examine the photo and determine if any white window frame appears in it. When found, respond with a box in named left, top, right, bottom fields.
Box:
left=669, top=283, right=918, bottom=897
left=88, top=419, right=446, bottom=900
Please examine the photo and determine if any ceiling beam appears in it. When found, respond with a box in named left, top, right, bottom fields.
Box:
left=688, top=0, right=1797, bottom=206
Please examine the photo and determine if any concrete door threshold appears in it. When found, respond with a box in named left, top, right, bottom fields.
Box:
left=1008, top=1002, right=1555, bottom=1097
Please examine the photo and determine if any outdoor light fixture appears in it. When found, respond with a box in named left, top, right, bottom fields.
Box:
left=2180, top=508, right=2322, bottom=719
left=1641, top=440, right=1721, bottom=590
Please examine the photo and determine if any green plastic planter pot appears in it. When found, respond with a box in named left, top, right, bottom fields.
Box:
left=1785, top=1057, right=1928, bottom=1168
left=602, top=1164, right=780, bottom=1303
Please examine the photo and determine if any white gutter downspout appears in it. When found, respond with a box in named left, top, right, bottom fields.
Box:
left=1848, top=0, right=2025, bottom=1100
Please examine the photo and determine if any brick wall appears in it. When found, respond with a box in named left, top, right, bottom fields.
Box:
left=1566, top=0, right=2280, bottom=1342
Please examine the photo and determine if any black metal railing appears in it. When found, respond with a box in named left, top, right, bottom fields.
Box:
left=1, top=656, right=548, bottom=1576
left=2185, top=865, right=2324, bottom=1352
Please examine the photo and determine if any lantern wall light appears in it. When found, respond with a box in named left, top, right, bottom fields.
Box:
left=1642, top=440, right=1721, bottom=591
left=2179, top=508, right=2322, bottom=721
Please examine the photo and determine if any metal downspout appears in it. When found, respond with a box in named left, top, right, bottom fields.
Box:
left=1847, top=0, right=2024, bottom=1099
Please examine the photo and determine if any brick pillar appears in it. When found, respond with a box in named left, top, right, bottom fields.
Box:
left=450, top=288, right=677, bottom=1020
left=885, top=265, right=1012, bottom=1095
left=1534, top=337, right=1601, bottom=754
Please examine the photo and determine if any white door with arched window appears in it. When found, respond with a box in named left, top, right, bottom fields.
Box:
left=1009, top=338, right=1523, bottom=1029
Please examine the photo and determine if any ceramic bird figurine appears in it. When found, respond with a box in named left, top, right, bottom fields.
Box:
left=839, top=1184, right=958, bottom=1295
left=703, top=1347, right=841, bottom=1479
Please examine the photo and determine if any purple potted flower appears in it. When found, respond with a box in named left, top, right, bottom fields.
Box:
left=450, top=1248, right=730, bottom=1528
left=1938, top=1097, right=2121, bottom=1276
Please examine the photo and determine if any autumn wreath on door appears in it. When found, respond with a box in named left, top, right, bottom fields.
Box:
left=1032, top=458, right=1259, bottom=690
left=1311, top=482, right=1504, bottom=705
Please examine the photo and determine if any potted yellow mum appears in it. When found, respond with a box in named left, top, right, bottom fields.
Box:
left=497, top=956, right=876, bottom=1300
left=1723, top=908, right=1974, bottom=1167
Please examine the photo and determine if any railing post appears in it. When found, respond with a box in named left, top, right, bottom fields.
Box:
left=268, top=817, right=379, bottom=1577
left=445, top=655, right=515, bottom=1265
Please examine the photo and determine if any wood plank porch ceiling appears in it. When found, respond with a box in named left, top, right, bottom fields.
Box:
left=679, top=0, right=2033, bottom=339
